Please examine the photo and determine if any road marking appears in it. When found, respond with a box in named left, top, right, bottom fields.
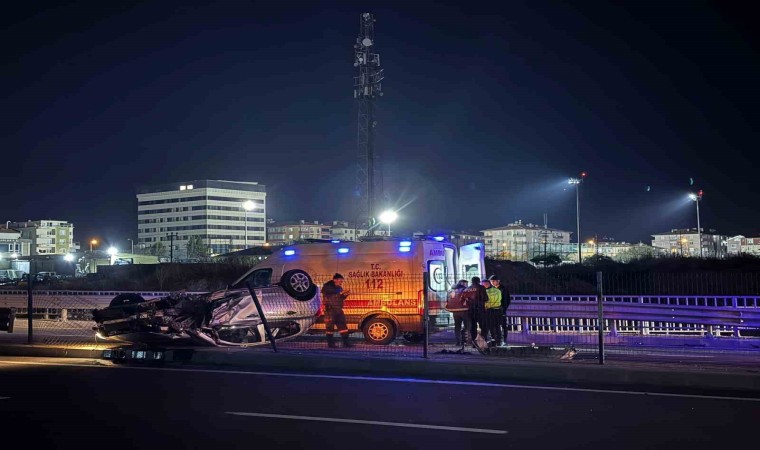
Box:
left=1, top=358, right=758, bottom=402
left=225, top=411, right=507, bottom=434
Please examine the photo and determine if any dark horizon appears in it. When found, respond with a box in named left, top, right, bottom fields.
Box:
left=2, top=1, right=759, bottom=248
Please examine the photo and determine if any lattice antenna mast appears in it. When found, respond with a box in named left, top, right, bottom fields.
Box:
left=354, top=12, right=384, bottom=234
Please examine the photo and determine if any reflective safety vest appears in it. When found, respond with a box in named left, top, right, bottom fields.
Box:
left=485, top=287, right=502, bottom=309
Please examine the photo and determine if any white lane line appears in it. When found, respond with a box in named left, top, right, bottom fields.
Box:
left=225, top=411, right=507, bottom=435
left=1, top=359, right=758, bottom=403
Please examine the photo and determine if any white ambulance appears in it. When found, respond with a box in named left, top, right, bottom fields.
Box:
left=230, top=237, right=485, bottom=345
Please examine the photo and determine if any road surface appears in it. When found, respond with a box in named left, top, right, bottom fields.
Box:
left=0, top=357, right=757, bottom=450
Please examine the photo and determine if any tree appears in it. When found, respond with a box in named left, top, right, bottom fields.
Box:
left=530, top=253, right=562, bottom=267
left=150, top=241, right=167, bottom=258
left=583, top=254, right=615, bottom=266
left=186, top=235, right=209, bottom=260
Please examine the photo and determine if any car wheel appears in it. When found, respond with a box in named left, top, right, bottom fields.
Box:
left=362, top=318, right=396, bottom=345
left=280, top=270, right=317, bottom=301
left=402, top=332, right=424, bottom=343
left=109, top=293, right=146, bottom=308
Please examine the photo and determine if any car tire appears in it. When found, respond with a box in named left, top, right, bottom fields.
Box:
left=109, top=293, right=146, bottom=308
left=402, top=332, right=424, bottom=343
left=280, top=270, right=317, bottom=301
left=362, top=318, right=396, bottom=345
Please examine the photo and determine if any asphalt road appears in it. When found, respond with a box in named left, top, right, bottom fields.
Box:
left=0, top=357, right=758, bottom=450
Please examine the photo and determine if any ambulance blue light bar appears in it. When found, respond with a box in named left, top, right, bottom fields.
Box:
left=433, top=236, right=445, bottom=242
left=338, top=247, right=350, bottom=254
left=399, top=247, right=411, bottom=253
left=399, top=241, right=412, bottom=247
left=331, top=240, right=341, bottom=243
left=284, top=249, right=296, bottom=256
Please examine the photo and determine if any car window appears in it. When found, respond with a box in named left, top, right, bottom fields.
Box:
left=234, top=268, right=273, bottom=289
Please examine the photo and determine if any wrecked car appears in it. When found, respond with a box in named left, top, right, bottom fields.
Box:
left=92, top=269, right=320, bottom=346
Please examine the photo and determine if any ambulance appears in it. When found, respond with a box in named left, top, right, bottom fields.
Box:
left=230, top=237, right=485, bottom=345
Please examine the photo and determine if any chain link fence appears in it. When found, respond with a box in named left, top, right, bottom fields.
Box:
left=1, top=270, right=758, bottom=365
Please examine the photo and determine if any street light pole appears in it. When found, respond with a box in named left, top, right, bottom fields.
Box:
left=379, top=210, right=398, bottom=238
left=127, top=238, right=133, bottom=254
left=242, top=201, right=255, bottom=250
left=568, top=174, right=586, bottom=263
left=689, top=191, right=704, bottom=258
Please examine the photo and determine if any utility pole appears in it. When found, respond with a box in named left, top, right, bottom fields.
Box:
left=167, top=233, right=177, bottom=263
left=354, top=12, right=385, bottom=234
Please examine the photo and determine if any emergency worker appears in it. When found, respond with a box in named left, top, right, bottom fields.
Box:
left=322, top=273, right=352, bottom=348
left=489, top=275, right=511, bottom=346
left=482, top=279, right=503, bottom=346
left=462, top=276, right=489, bottom=344
left=445, top=279, right=470, bottom=348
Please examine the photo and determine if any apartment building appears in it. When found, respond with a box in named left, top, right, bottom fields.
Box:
left=7, top=220, right=76, bottom=255
left=651, top=228, right=727, bottom=258
left=137, top=180, right=266, bottom=257
left=482, top=220, right=572, bottom=261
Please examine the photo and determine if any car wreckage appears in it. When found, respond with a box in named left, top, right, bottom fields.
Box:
left=92, top=269, right=320, bottom=347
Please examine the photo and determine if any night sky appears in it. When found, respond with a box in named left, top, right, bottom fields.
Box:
left=2, top=1, right=758, bottom=249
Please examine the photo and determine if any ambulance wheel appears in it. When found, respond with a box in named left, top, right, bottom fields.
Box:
left=362, top=318, right=396, bottom=345
left=109, top=293, right=146, bottom=307
left=280, top=270, right=317, bottom=301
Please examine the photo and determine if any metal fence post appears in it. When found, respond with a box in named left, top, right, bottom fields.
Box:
left=246, top=282, right=276, bottom=352
left=423, top=272, right=429, bottom=359
left=27, top=270, right=34, bottom=345
left=596, top=271, right=604, bottom=365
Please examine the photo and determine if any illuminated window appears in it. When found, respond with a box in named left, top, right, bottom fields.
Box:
left=179, top=185, right=186, bottom=190
left=187, top=185, right=194, bottom=190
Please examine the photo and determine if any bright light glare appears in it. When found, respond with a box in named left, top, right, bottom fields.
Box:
left=399, top=247, right=411, bottom=253
left=433, top=236, right=445, bottom=242
left=338, top=247, right=350, bottom=254
left=399, top=241, right=412, bottom=247
left=11, top=253, right=19, bottom=258
left=64, top=254, right=74, bottom=262
left=242, top=200, right=255, bottom=211
left=107, top=247, right=118, bottom=256
left=688, top=193, right=698, bottom=201
left=568, top=178, right=581, bottom=185
left=331, top=240, right=341, bottom=244
left=379, top=210, right=398, bottom=224
left=284, top=249, right=296, bottom=256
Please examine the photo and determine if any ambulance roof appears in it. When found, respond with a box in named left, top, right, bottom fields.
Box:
left=279, top=239, right=454, bottom=256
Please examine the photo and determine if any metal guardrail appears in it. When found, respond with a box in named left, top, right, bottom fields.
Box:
left=1, top=291, right=758, bottom=338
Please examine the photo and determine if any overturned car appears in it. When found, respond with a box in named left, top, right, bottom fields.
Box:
left=92, top=269, right=320, bottom=347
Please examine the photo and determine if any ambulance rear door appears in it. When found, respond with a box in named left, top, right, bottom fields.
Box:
left=458, top=243, right=485, bottom=281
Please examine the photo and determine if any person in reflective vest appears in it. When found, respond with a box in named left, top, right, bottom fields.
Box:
left=322, top=273, right=352, bottom=348
left=482, top=279, right=503, bottom=347
left=489, top=275, right=511, bottom=346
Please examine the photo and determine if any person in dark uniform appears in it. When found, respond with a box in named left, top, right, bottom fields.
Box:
left=462, top=276, right=489, bottom=344
left=322, top=273, right=352, bottom=348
